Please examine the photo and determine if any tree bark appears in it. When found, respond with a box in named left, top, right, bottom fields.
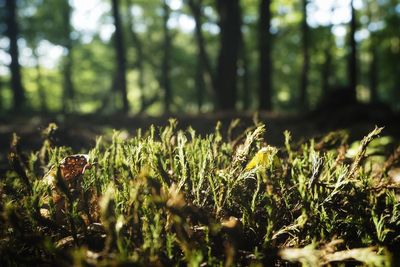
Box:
left=62, top=42, right=74, bottom=113
left=162, top=0, right=172, bottom=113
left=189, top=0, right=205, bottom=111
left=111, top=0, right=129, bottom=113
left=240, top=30, right=250, bottom=111
left=348, top=0, right=357, bottom=102
left=299, top=0, right=309, bottom=110
left=188, top=0, right=216, bottom=111
left=366, top=2, right=377, bottom=104
left=0, top=73, right=3, bottom=110
left=216, top=0, right=241, bottom=111
left=126, top=0, right=145, bottom=111
left=369, top=45, right=378, bottom=103
left=61, top=1, right=75, bottom=114
left=321, top=47, right=332, bottom=96
left=258, top=0, right=272, bottom=111
left=195, top=52, right=205, bottom=111
left=5, top=0, right=25, bottom=111
left=33, top=49, right=47, bottom=113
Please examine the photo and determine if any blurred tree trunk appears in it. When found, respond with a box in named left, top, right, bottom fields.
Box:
left=33, top=49, right=47, bottom=113
left=321, top=47, right=332, bottom=96
left=62, top=42, right=74, bottom=113
left=0, top=73, right=3, bottom=110
left=216, top=0, right=241, bottom=111
left=111, top=0, right=129, bottom=114
left=195, top=52, right=205, bottom=111
left=5, top=0, right=25, bottom=111
left=126, top=0, right=145, bottom=111
left=258, top=0, right=272, bottom=111
left=188, top=0, right=216, bottom=112
left=348, top=0, right=357, bottom=102
left=240, top=30, right=250, bottom=111
left=162, top=0, right=172, bottom=113
left=369, top=45, right=378, bottom=103
left=299, top=0, right=309, bottom=111
left=0, top=56, right=4, bottom=109
left=188, top=0, right=204, bottom=111
left=61, top=1, right=75, bottom=114
left=366, top=3, right=378, bottom=104
left=238, top=3, right=250, bottom=111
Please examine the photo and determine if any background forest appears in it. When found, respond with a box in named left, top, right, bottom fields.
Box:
left=1, top=0, right=399, bottom=115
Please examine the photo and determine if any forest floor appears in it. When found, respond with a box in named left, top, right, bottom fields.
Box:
left=2, top=104, right=400, bottom=266
left=1, top=104, right=400, bottom=175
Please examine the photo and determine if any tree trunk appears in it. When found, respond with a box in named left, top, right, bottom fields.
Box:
left=62, top=43, right=74, bottom=113
left=126, top=0, right=145, bottom=111
left=5, top=0, right=25, bottom=111
left=299, top=0, right=309, bottom=111
left=238, top=2, right=250, bottom=111
left=189, top=0, right=205, bottom=112
left=321, top=47, right=332, bottom=96
left=162, top=0, right=172, bottom=113
left=369, top=45, right=378, bottom=103
left=0, top=73, right=3, bottom=110
left=33, top=49, right=47, bottom=113
left=366, top=2, right=377, bottom=104
left=195, top=53, right=205, bottom=111
left=258, top=0, right=272, bottom=111
left=348, top=0, right=357, bottom=102
left=240, top=32, right=250, bottom=111
left=111, top=0, right=129, bottom=113
left=188, top=0, right=216, bottom=111
left=61, top=2, right=75, bottom=114
left=216, top=0, right=241, bottom=111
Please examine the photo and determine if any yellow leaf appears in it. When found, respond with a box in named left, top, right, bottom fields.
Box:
left=245, top=146, right=281, bottom=171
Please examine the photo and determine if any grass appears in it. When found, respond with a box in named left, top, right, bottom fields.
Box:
left=1, top=119, right=400, bottom=266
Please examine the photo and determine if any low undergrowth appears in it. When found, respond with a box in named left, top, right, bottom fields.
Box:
left=1, top=120, right=400, bottom=266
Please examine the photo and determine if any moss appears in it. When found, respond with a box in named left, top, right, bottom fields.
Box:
left=1, top=121, right=399, bottom=266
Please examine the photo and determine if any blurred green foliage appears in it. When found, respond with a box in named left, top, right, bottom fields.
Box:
left=0, top=0, right=399, bottom=114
